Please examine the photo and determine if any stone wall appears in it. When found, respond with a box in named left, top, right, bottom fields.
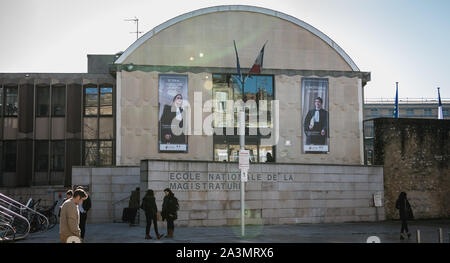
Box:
left=72, top=166, right=140, bottom=223
left=141, top=160, right=385, bottom=227
left=373, top=118, right=449, bottom=219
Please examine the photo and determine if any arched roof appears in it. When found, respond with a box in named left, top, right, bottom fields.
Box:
left=115, top=5, right=359, bottom=71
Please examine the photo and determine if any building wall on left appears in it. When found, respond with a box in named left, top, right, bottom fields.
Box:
left=0, top=73, right=116, bottom=188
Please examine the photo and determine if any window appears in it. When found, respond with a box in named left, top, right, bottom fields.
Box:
left=444, top=109, right=449, bottom=117
left=84, top=85, right=98, bottom=116
left=213, top=136, right=274, bottom=163
left=99, top=141, right=113, bottom=166
left=83, top=140, right=113, bottom=166
left=36, top=86, right=50, bottom=116
left=52, top=85, right=65, bottom=116
left=406, top=108, right=414, bottom=117
left=83, top=141, right=98, bottom=166
left=212, top=74, right=274, bottom=129
left=370, top=109, right=378, bottom=117
left=424, top=108, right=432, bottom=117
left=100, top=86, right=113, bottom=115
left=3, top=141, right=16, bottom=172
left=35, top=141, right=49, bottom=172
left=51, top=141, right=65, bottom=171
left=0, top=86, right=3, bottom=115
left=212, top=74, right=275, bottom=163
left=5, top=86, right=18, bottom=116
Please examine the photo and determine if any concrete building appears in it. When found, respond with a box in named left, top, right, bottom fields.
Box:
left=1, top=6, right=389, bottom=226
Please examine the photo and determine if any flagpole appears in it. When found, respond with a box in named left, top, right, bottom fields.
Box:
left=240, top=77, right=245, bottom=237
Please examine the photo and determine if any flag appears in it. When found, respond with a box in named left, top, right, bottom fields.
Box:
left=438, top=87, right=443, bottom=119
left=233, top=40, right=242, bottom=83
left=248, top=41, right=267, bottom=74
left=393, top=82, right=399, bottom=118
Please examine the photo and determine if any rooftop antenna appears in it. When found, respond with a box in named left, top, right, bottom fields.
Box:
left=124, top=16, right=143, bottom=40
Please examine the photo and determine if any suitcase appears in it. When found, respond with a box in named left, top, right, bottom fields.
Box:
left=122, top=208, right=130, bottom=222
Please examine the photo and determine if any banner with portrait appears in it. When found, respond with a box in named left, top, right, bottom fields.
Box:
left=158, top=74, right=188, bottom=152
left=302, top=78, right=329, bottom=153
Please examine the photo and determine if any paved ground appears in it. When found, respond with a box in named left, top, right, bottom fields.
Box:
left=16, top=219, right=450, bottom=243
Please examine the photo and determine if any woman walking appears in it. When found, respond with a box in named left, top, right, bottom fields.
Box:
left=141, top=189, right=162, bottom=239
left=161, top=188, right=179, bottom=238
left=395, top=192, right=413, bottom=240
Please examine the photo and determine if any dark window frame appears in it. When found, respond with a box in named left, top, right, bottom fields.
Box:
left=4, top=85, right=18, bottom=117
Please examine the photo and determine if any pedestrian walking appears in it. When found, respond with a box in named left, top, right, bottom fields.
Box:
left=141, top=189, right=162, bottom=239
left=161, top=188, right=179, bottom=238
left=128, top=187, right=140, bottom=226
left=58, top=189, right=73, bottom=217
left=59, top=188, right=87, bottom=243
left=76, top=186, right=92, bottom=239
left=395, top=192, right=414, bottom=240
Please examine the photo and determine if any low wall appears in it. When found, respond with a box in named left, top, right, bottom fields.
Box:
left=141, top=160, right=385, bottom=227
left=72, top=166, right=140, bottom=223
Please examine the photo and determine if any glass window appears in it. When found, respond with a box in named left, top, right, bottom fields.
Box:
left=100, top=86, right=113, bottom=115
left=370, top=109, right=378, bottom=117
left=423, top=108, right=432, bottom=117
left=406, top=108, right=414, bottom=116
left=444, top=109, right=449, bottom=117
left=228, top=144, right=240, bottom=162
left=52, top=85, right=65, bottom=116
left=5, top=86, right=18, bottom=116
left=214, top=144, right=228, bottom=162
left=259, top=145, right=274, bottom=163
left=35, top=141, right=49, bottom=172
left=99, top=141, right=113, bottom=166
left=4, top=141, right=17, bottom=172
left=0, top=86, right=3, bottom=115
left=84, top=141, right=98, bottom=166
left=51, top=141, right=65, bottom=171
left=212, top=74, right=274, bottom=129
left=36, top=86, right=50, bottom=117
left=84, top=85, right=98, bottom=116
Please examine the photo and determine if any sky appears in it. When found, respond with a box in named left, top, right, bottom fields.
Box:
left=0, top=0, right=448, bottom=99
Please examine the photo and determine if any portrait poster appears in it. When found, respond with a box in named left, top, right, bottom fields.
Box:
left=302, top=78, right=329, bottom=153
left=158, top=74, right=188, bottom=152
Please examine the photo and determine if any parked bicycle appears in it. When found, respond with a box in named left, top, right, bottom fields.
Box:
left=36, top=201, right=58, bottom=230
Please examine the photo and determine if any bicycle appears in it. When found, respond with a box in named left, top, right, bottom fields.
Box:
left=36, top=201, right=58, bottom=230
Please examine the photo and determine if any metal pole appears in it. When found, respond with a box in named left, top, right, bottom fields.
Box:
left=438, top=228, right=443, bottom=243
left=240, top=79, right=245, bottom=237
left=416, top=229, right=421, bottom=243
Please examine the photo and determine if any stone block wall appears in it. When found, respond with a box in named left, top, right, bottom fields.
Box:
left=373, top=118, right=449, bottom=219
left=72, top=166, right=140, bottom=223
left=141, top=160, right=385, bottom=227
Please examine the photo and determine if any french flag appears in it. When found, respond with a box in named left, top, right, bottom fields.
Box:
left=249, top=41, right=267, bottom=74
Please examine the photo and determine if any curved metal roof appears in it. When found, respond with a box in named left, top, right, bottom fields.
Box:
left=115, top=5, right=360, bottom=71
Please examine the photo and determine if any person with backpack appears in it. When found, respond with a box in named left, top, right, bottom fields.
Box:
left=161, top=188, right=179, bottom=238
left=141, top=189, right=162, bottom=240
left=395, top=192, right=414, bottom=240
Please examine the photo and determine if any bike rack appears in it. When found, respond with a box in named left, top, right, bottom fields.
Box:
left=0, top=204, right=30, bottom=241
left=0, top=193, right=49, bottom=236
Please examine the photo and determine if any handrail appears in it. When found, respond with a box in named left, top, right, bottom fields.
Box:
left=0, top=193, right=49, bottom=233
left=112, top=195, right=131, bottom=223
left=0, top=204, right=30, bottom=241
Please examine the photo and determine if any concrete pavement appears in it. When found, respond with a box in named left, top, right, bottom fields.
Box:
left=16, top=219, right=450, bottom=243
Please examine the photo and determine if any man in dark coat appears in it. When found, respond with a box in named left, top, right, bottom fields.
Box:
left=161, top=188, right=179, bottom=238
left=395, top=192, right=413, bottom=240
left=128, top=187, right=140, bottom=226
left=304, top=97, right=328, bottom=145
left=76, top=186, right=91, bottom=240
left=141, top=189, right=162, bottom=239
